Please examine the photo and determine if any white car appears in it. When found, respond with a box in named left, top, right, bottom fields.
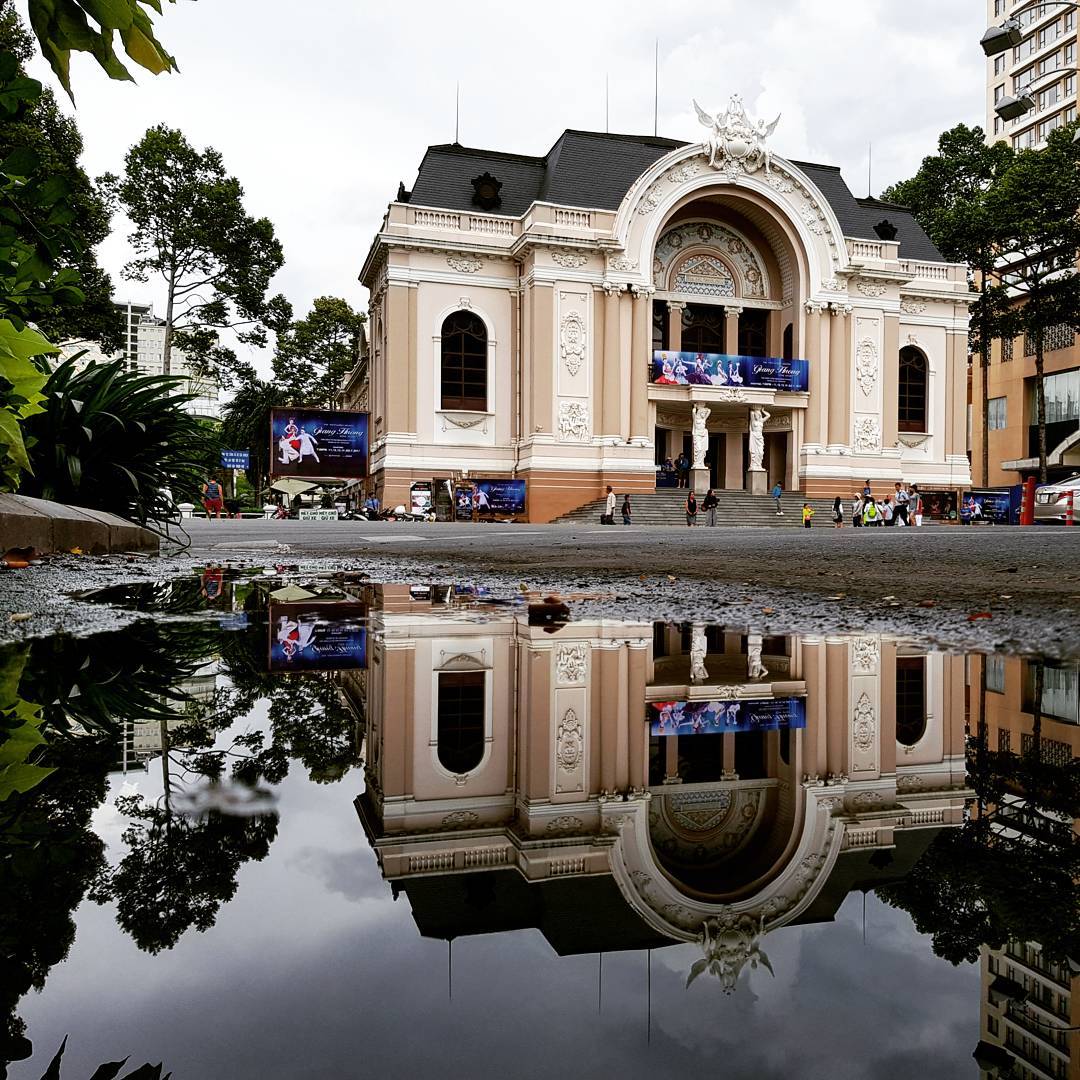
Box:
left=1034, top=474, right=1080, bottom=524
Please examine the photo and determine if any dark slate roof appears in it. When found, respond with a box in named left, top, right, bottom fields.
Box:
left=401, top=130, right=947, bottom=264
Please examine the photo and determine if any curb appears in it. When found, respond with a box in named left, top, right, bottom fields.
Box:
left=0, top=494, right=159, bottom=555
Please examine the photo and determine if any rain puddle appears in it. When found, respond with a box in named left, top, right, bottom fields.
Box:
left=1, top=573, right=1077, bottom=1078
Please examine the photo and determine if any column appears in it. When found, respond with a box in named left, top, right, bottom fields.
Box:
left=827, top=303, right=851, bottom=449
left=627, top=640, right=649, bottom=792
left=949, top=330, right=967, bottom=458
left=724, top=305, right=742, bottom=355
left=530, top=283, right=554, bottom=435
left=825, top=637, right=848, bottom=779
left=385, top=283, right=412, bottom=433
left=630, top=286, right=653, bottom=442
left=663, top=734, right=680, bottom=784
left=666, top=301, right=684, bottom=351
left=802, top=638, right=827, bottom=780
left=724, top=430, right=744, bottom=490
left=598, top=643, right=620, bottom=794
left=804, top=302, right=824, bottom=447
left=602, top=281, right=622, bottom=438
left=882, top=314, right=899, bottom=448
left=722, top=734, right=738, bottom=780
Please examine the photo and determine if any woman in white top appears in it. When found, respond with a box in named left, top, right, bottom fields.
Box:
left=604, top=485, right=616, bottom=524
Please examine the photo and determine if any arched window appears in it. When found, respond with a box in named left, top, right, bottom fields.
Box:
left=441, top=311, right=487, bottom=411
left=437, top=671, right=485, bottom=774
left=898, top=347, right=928, bottom=432
left=896, top=657, right=927, bottom=747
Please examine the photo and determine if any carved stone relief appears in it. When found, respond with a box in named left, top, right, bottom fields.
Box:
left=552, top=250, right=588, bottom=269
left=856, top=281, right=887, bottom=298
left=556, top=708, right=584, bottom=775
left=559, top=311, right=587, bottom=377
left=447, top=253, right=483, bottom=273
left=853, top=692, right=875, bottom=752
left=557, top=400, right=589, bottom=442
left=855, top=338, right=878, bottom=397
left=851, top=638, right=880, bottom=673
left=900, top=299, right=926, bottom=315
left=556, top=642, right=588, bottom=684
left=854, top=416, right=881, bottom=452
left=607, top=253, right=638, bottom=272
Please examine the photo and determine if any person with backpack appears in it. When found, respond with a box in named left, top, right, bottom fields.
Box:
left=702, top=488, right=719, bottom=527
left=201, top=476, right=224, bottom=519
left=685, top=491, right=698, bottom=526
left=863, top=498, right=881, bottom=526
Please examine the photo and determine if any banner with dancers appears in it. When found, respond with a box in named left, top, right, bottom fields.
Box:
left=269, top=601, right=367, bottom=672
left=648, top=696, right=806, bottom=736
left=651, top=351, right=809, bottom=392
left=270, top=408, right=369, bottom=479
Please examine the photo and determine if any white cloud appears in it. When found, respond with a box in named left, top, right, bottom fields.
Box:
left=19, top=0, right=987, bottom=374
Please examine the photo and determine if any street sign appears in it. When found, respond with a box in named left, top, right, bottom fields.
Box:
left=221, top=450, right=250, bottom=470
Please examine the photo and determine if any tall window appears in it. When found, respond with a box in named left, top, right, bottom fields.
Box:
left=652, top=300, right=669, bottom=351
left=440, top=311, right=487, bottom=411
left=437, top=671, right=485, bottom=774
left=896, top=657, right=927, bottom=747
left=738, top=309, right=768, bottom=357
left=989, top=396, right=1008, bottom=430
left=782, top=323, right=793, bottom=361
left=898, top=346, right=928, bottom=432
left=681, top=304, right=726, bottom=353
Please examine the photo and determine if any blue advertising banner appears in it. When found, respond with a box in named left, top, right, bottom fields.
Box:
left=269, top=601, right=367, bottom=673
left=651, top=351, right=809, bottom=392
left=270, top=408, right=369, bottom=479
left=961, top=487, right=1021, bottom=525
left=221, top=449, right=250, bottom=470
left=648, top=696, right=806, bottom=735
left=476, top=478, right=527, bottom=515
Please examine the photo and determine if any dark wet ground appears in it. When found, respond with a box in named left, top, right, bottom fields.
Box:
left=1, top=572, right=1077, bottom=1079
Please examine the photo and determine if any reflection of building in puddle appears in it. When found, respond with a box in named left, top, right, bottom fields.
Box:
left=355, top=587, right=970, bottom=986
left=970, top=654, right=1080, bottom=1080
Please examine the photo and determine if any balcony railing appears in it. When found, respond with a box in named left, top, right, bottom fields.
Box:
left=651, top=350, right=809, bottom=392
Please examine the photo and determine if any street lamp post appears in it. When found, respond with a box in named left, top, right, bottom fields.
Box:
left=981, top=0, right=1080, bottom=58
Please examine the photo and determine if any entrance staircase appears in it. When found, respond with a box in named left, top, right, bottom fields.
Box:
left=554, top=490, right=839, bottom=527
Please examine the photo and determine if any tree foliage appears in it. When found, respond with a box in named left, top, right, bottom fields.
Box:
left=101, top=126, right=290, bottom=379
left=220, top=362, right=288, bottom=503
left=25, top=0, right=178, bottom=101
left=0, top=6, right=123, bottom=352
left=883, top=125, right=1013, bottom=486
left=272, top=296, right=365, bottom=408
left=18, top=357, right=206, bottom=526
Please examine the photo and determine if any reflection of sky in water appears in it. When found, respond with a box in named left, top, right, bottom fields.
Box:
left=14, top=691, right=978, bottom=1080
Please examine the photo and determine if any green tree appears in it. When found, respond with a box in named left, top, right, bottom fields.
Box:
left=220, top=363, right=288, bottom=505
left=0, top=6, right=123, bottom=352
left=273, top=296, right=365, bottom=407
left=986, top=123, right=1080, bottom=482
left=101, top=125, right=290, bottom=379
left=883, top=124, right=1013, bottom=487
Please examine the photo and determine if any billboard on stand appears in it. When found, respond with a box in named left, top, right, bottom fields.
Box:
left=270, top=409, right=368, bottom=479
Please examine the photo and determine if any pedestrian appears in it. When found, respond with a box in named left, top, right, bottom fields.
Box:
left=894, top=482, right=910, bottom=526
left=911, top=484, right=924, bottom=527
left=685, top=490, right=698, bottom=526
left=832, top=496, right=843, bottom=528
left=802, top=502, right=814, bottom=529
left=882, top=496, right=895, bottom=525
left=862, top=479, right=872, bottom=504
left=863, top=497, right=881, bottom=526
left=772, top=481, right=784, bottom=515
left=676, top=452, right=690, bottom=488
left=603, top=485, right=616, bottom=525
left=621, top=493, right=632, bottom=525
left=852, top=494, right=863, bottom=528
left=702, top=488, right=719, bottom=527
left=201, top=476, right=224, bottom=519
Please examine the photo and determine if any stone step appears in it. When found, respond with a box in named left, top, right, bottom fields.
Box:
left=555, top=492, right=840, bottom=526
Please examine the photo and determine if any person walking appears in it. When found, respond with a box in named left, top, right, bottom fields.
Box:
left=702, top=488, right=719, bottom=527
left=882, top=496, right=895, bottom=526
left=911, top=484, right=924, bottom=527
left=802, top=503, right=814, bottom=529
left=852, top=494, right=863, bottom=528
left=201, top=476, right=224, bottom=520
left=685, top=490, right=698, bottom=526
left=621, top=493, right=632, bottom=525
left=603, top=485, right=616, bottom=525
left=772, top=481, right=784, bottom=515
left=894, top=482, right=910, bottom=526
left=832, top=496, right=844, bottom=528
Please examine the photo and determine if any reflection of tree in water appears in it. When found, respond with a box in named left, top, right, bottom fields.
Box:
left=881, top=660, right=1080, bottom=965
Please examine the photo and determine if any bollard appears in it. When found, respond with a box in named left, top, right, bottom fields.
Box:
left=1068, top=491, right=1075, bottom=527
left=1020, top=477, right=1037, bottom=526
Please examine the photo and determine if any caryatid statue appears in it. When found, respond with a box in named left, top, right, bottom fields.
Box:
left=690, top=624, right=709, bottom=683
left=748, top=407, right=770, bottom=472
left=691, top=403, right=711, bottom=469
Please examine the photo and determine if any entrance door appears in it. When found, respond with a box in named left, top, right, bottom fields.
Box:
left=708, top=433, right=724, bottom=488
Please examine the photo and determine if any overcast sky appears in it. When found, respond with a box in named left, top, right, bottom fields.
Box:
left=21, top=0, right=988, bottom=374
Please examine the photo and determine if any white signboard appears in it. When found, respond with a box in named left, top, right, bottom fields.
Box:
left=298, top=508, right=339, bottom=521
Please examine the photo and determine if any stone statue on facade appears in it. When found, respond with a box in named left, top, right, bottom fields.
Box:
left=690, top=624, right=709, bottom=684
left=747, top=633, right=769, bottom=681
left=693, top=94, right=781, bottom=175
left=748, top=407, right=770, bottom=472
left=691, top=403, right=711, bottom=469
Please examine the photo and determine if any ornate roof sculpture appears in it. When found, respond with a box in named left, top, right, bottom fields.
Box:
left=693, top=94, right=782, bottom=177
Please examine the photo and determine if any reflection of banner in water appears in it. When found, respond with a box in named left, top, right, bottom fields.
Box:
left=651, top=351, right=809, bottom=392
left=648, top=697, right=806, bottom=735
left=270, top=408, right=368, bottom=479
left=268, top=601, right=367, bottom=672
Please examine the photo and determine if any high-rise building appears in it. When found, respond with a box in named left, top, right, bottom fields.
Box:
left=60, top=301, right=221, bottom=421
left=976, top=2, right=1080, bottom=487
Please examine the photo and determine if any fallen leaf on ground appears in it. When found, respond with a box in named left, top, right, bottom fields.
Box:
left=967, top=612, right=993, bottom=621
left=917, top=600, right=937, bottom=608
left=1, top=557, right=29, bottom=569
left=762, top=608, right=774, bottom=615
left=8, top=612, right=32, bottom=623
left=69, top=547, right=83, bottom=555
left=999, top=594, right=1012, bottom=600
left=667, top=575, right=677, bottom=582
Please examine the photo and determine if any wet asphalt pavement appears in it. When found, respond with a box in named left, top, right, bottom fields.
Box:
left=2, top=519, right=1079, bottom=657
